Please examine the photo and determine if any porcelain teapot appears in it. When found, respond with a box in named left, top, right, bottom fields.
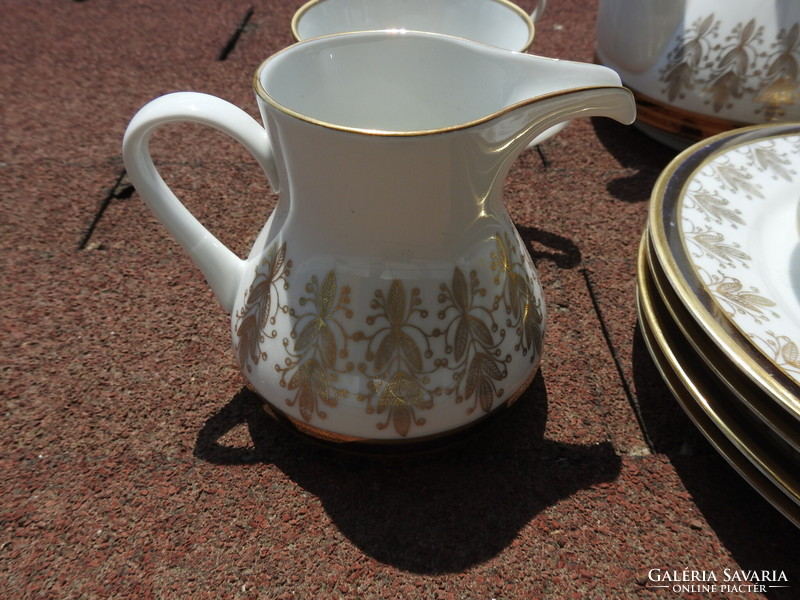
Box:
left=596, top=0, right=800, bottom=148
left=122, top=31, right=635, bottom=444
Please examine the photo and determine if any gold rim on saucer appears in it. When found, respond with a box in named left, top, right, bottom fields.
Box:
left=648, top=122, right=800, bottom=422
left=644, top=235, right=800, bottom=455
left=636, top=231, right=800, bottom=526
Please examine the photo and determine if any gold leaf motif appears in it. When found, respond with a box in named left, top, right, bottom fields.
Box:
left=660, top=14, right=718, bottom=101
left=696, top=14, right=717, bottom=40
left=782, top=340, right=799, bottom=364
left=727, top=290, right=776, bottom=311
left=707, top=274, right=778, bottom=324
left=717, top=19, right=757, bottom=76
left=479, top=351, right=505, bottom=381
left=235, top=313, right=263, bottom=372
left=464, top=353, right=504, bottom=413
left=749, top=332, right=800, bottom=375
left=386, top=279, right=407, bottom=326
left=454, top=318, right=470, bottom=362
left=398, top=329, right=423, bottom=372
left=690, top=190, right=745, bottom=225
left=740, top=19, right=758, bottom=46
left=318, top=270, right=338, bottom=316
left=279, top=267, right=352, bottom=424
left=393, top=406, right=412, bottom=437
left=294, top=318, right=324, bottom=353
left=438, top=237, right=535, bottom=416
left=373, top=371, right=430, bottom=437
left=464, top=356, right=480, bottom=399
left=478, top=378, right=495, bottom=413
left=246, top=279, right=273, bottom=329
left=705, top=71, right=741, bottom=113
left=451, top=267, right=469, bottom=313
left=287, top=359, right=338, bottom=422
left=756, top=77, right=799, bottom=120
left=317, top=323, right=337, bottom=367
left=692, top=230, right=751, bottom=264
left=784, top=24, right=799, bottom=62
left=714, top=164, right=763, bottom=197
left=376, top=371, right=427, bottom=412
left=663, top=63, right=695, bottom=102
left=656, top=13, right=800, bottom=119
left=353, top=278, right=438, bottom=436
left=295, top=383, right=316, bottom=423
left=523, top=299, right=545, bottom=358
left=374, top=331, right=398, bottom=373
left=716, top=280, right=776, bottom=310
left=262, top=235, right=542, bottom=436
left=492, top=235, right=512, bottom=280
left=468, top=315, right=494, bottom=348
left=507, top=272, right=526, bottom=318
left=751, top=145, right=794, bottom=181
left=234, top=241, right=291, bottom=372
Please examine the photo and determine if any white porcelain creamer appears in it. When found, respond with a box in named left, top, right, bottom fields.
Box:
left=122, top=31, right=635, bottom=443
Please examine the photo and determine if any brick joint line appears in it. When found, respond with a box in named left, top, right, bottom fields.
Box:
left=581, top=266, right=656, bottom=453
left=218, top=6, right=255, bottom=61
left=78, top=169, right=133, bottom=250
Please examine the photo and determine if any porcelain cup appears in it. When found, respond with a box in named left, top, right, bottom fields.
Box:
left=291, top=0, right=561, bottom=145
left=292, top=0, right=546, bottom=52
left=596, top=0, right=800, bottom=149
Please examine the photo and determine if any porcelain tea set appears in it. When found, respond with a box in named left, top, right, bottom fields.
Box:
left=123, top=0, right=637, bottom=445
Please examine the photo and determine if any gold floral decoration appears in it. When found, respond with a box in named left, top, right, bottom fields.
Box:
left=680, top=136, right=800, bottom=379
left=661, top=14, right=718, bottom=103
left=352, top=279, right=438, bottom=437
left=436, top=266, right=508, bottom=415
left=234, top=241, right=291, bottom=372
left=233, top=233, right=542, bottom=437
left=703, top=272, right=777, bottom=325
left=749, top=330, right=800, bottom=378
left=491, top=233, right=545, bottom=360
left=704, top=19, right=762, bottom=113
left=278, top=270, right=354, bottom=423
left=686, top=226, right=750, bottom=266
left=659, top=14, right=800, bottom=119
left=757, top=24, right=800, bottom=120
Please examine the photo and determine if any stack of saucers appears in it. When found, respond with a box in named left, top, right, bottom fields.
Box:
left=637, top=122, right=800, bottom=527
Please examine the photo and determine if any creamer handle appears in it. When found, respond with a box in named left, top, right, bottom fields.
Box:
left=530, top=0, right=547, bottom=22
left=122, top=92, right=280, bottom=314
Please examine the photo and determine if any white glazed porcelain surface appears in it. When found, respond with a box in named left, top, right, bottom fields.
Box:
left=122, top=31, right=635, bottom=442
left=292, top=0, right=542, bottom=52
left=650, top=123, right=800, bottom=422
left=290, top=0, right=564, bottom=147
left=596, top=0, right=800, bottom=125
left=257, top=32, right=623, bottom=133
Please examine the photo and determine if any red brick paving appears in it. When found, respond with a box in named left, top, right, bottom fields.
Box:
left=3, top=1, right=799, bottom=598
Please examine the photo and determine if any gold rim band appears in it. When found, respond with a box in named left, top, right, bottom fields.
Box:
left=644, top=233, right=800, bottom=453
left=636, top=231, right=800, bottom=524
left=254, top=33, right=630, bottom=136
left=647, top=123, right=800, bottom=419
